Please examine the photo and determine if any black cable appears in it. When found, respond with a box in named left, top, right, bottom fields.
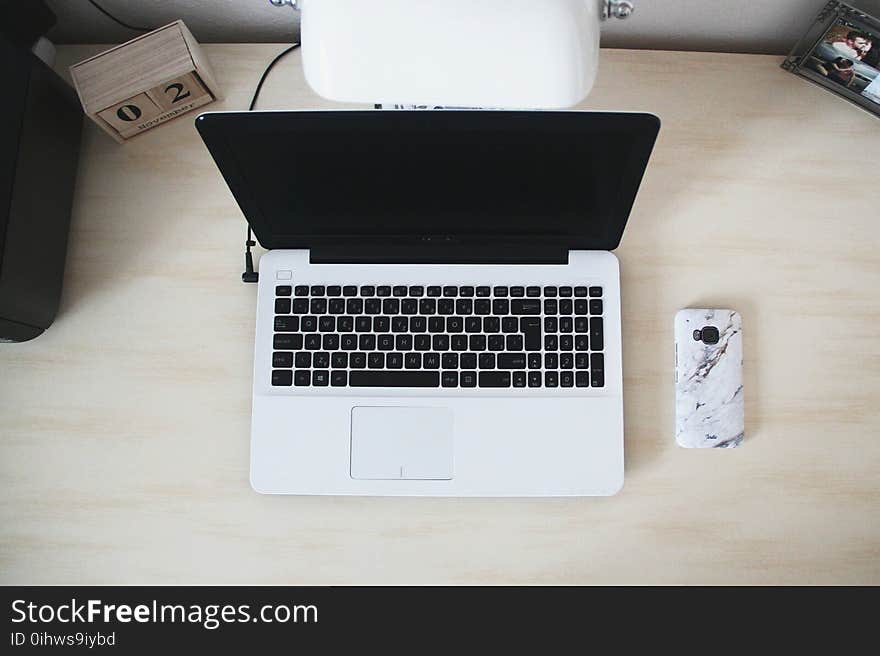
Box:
left=242, top=44, right=301, bottom=283
left=248, top=44, right=301, bottom=110
left=86, top=0, right=154, bottom=33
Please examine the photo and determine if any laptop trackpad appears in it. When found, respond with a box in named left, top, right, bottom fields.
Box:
left=350, top=407, right=454, bottom=480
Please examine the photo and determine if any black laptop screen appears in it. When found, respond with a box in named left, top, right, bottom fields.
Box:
left=197, top=111, right=659, bottom=250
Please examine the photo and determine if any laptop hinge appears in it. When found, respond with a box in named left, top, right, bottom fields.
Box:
left=309, top=243, right=568, bottom=265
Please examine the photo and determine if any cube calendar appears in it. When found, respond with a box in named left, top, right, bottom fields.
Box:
left=69, top=21, right=220, bottom=143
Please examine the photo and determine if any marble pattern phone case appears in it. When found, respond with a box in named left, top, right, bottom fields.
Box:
left=675, top=309, right=744, bottom=448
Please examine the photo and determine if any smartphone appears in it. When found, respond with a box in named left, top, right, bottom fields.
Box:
left=674, top=309, right=744, bottom=448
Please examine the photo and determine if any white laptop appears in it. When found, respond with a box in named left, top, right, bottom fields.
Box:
left=196, top=110, right=660, bottom=496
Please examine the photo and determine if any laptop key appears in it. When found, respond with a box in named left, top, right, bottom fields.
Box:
left=559, top=286, right=573, bottom=297
left=443, top=286, right=458, bottom=297
left=488, top=335, right=505, bottom=351
left=310, top=285, right=325, bottom=296
left=442, top=371, right=459, bottom=388
left=275, top=298, right=291, bottom=314
left=272, top=370, right=293, bottom=386
left=461, top=371, right=477, bottom=387
left=574, top=286, right=588, bottom=297
left=342, top=285, right=357, bottom=297
left=460, top=353, right=477, bottom=369
left=575, top=353, right=589, bottom=369
left=359, top=334, right=376, bottom=350
left=377, top=334, right=394, bottom=350
left=479, top=372, right=510, bottom=388
left=405, top=353, right=421, bottom=369
left=591, top=369, right=605, bottom=387
left=544, top=286, right=558, bottom=297
left=576, top=372, right=590, bottom=387
left=459, top=286, right=475, bottom=297
left=294, top=285, right=308, bottom=297
left=396, top=335, right=413, bottom=351
left=427, top=286, right=442, bottom=297
left=452, top=335, right=468, bottom=351
left=327, top=286, right=342, bottom=297
left=493, top=286, right=508, bottom=297
left=506, top=335, right=523, bottom=351
left=319, top=316, right=335, bottom=332
left=526, top=286, right=541, bottom=297
left=350, top=352, right=367, bottom=369
left=560, top=371, right=574, bottom=388
left=304, top=334, right=321, bottom=350
left=589, top=286, right=603, bottom=297
left=528, top=372, right=542, bottom=387
left=365, top=299, right=381, bottom=314
left=545, top=372, right=559, bottom=387
left=274, top=316, right=299, bottom=332
left=414, top=335, right=431, bottom=351
left=479, top=353, right=495, bottom=369
left=274, top=333, right=303, bottom=350
left=387, top=353, right=403, bottom=369
left=475, top=286, right=491, bottom=297
left=313, top=352, right=330, bottom=368
left=392, top=316, right=408, bottom=332
left=589, top=318, right=604, bottom=350
left=409, top=286, right=424, bottom=297
left=511, top=299, right=541, bottom=315
left=313, top=370, right=329, bottom=387
left=329, top=298, right=346, bottom=314
left=295, top=352, right=311, bottom=368
left=349, top=371, right=439, bottom=388
left=513, top=371, right=527, bottom=387
left=575, top=317, right=588, bottom=333
left=589, top=299, right=603, bottom=315
left=510, top=286, right=525, bottom=297
left=521, top=318, right=542, bottom=351
left=332, top=352, right=348, bottom=368
left=377, top=286, right=391, bottom=297
left=425, top=353, right=442, bottom=369
left=393, top=286, right=407, bottom=297
left=528, top=354, right=541, bottom=369
left=368, top=353, right=385, bottom=369
left=294, top=370, right=310, bottom=386
left=498, top=353, right=526, bottom=369
left=331, top=371, right=348, bottom=387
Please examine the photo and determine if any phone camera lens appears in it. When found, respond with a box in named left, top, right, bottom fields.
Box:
left=700, top=326, right=720, bottom=345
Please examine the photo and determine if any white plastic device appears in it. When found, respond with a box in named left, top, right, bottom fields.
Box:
left=299, top=0, right=602, bottom=108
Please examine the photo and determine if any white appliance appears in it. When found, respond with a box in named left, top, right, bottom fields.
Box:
left=299, top=0, right=606, bottom=108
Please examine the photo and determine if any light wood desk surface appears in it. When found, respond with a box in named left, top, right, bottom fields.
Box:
left=1, top=46, right=878, bottom=585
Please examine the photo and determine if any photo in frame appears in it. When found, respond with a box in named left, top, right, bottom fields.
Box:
left=783, top=1, right=880, bottom=117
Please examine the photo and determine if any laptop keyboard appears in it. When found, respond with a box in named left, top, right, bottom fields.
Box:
left=270, top=284, right=605, bottom=389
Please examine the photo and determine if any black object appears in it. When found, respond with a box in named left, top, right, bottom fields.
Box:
left=196, top=110, right=660, bottom=263
left=695, top=326, right=720, bottom=345
left=0, top=35, right=82, bottom=342
left=270, top=283, right=605, bottom=389
left=0, top=0, right=56, bottom=50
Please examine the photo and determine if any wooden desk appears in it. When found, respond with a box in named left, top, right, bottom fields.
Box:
left=1, top=46, right=878, bottom=585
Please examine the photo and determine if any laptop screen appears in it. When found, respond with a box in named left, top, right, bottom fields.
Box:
left=197, top=111, right=659, bottom=251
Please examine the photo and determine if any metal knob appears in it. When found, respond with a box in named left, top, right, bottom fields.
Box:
left=604, top=1, right=635, bottom=20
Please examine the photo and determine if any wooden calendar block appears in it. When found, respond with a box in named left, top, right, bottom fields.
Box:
left=70, top=20, right=221, bottom=144
left=96, top=93, right=163, bottom=134
left=146, top=72, right=209, bottom=111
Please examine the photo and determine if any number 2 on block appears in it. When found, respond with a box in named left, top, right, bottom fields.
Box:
left=164, top=82, right=192, bottom=104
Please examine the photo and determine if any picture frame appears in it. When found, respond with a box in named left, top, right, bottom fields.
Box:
left=782, top=0, right=880, bottom=118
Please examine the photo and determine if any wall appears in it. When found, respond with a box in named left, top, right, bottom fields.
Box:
left=46, top=0, right=880, bottom=54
